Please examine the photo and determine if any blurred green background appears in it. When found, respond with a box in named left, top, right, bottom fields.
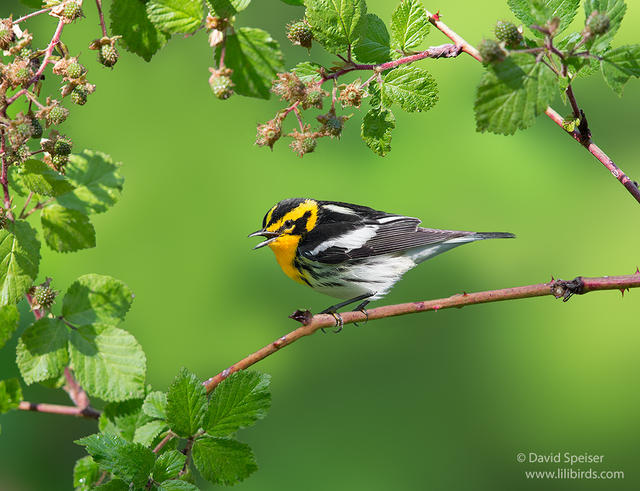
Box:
left=1, top=0, right=639, bottom=489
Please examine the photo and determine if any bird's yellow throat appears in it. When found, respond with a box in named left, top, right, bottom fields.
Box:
left=268, top=235, right=306, bottom=284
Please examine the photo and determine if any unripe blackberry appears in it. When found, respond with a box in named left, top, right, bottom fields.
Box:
left=51, top=154, right=69, bottom=171
left=54, top=137, right=72, bottom=156
left=66, top=61, right=84, bottom=78
left=29, top=117, right=43, bottom=139
left=338, top=81, right=363, bottom=108
left=33, top=285, right=57, bottom=310
left=255, top=120, right=282, bottom=149
left=494, top=21, right=522, bottom=48
left=587, top=11, right=610, bottom=36
left=0, top=18, right=14, bottom=50
left=287, top=20, right=313, bottom=49
left=290, top=135, right=317, bottom=157
left=47, top=105, right=69, bottom=126
left=16, top=122, right=32, bottom=139
left=300, top=137, right=316, bottom=154
left=62, top=1, right=83, bottom=22
left=9, top=144, right=31, bottom=165
left=478, top=39, right=506, bottom=64
left=98, top=44, right=119, bottom=67
left=71, top=86, right=88, bottom=105
left=209, top=74, right=234, bottom=100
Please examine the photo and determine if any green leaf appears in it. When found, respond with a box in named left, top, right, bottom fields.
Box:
left=0, top=221, right=40, bottom=306
left=508, top=0, right=580, bottom=35
left=0, top=378, right=22, bottom=413
left=95, top=480, right=129, bottom=490
left=166, top=367, right=208, bottom=437
left=361, top=107, right=396, bottom=156
left=41, top=204, right=96, bottom=253
left=143, top=390, right=168, bottom=419
left=147, top=0, right=204, bottom=34
left=391, top=0, right=429, bottom=53
left=353, top=13, right=392, bottom=64
left=16, top=318, right=68, bottom=385
left=193, top=436, right=257, bottom=485
left=100, top=398, right=151, bottom=441
left=304, top=0, right=367, bottom=54
left=206, top=0, right=251, bottom=17
left=291, top=61, right=324, bottom=82
left=76, top=433, right=155, bottom=487
left=153, top=449, right=186, bottom=481
left=111, top=0, right=170, bottom=62
left=206, top=371, right=271, bottom=436
left=62, top=274, right=134, bottom=328
left=584, top=0, right=627, bottom=53
left=382, top=66, right=438, bottom=112
left=601, top=44, right=640, bottom=95
left=134, top=419, right=168, bottom=446
left=56, top=150, right=124, bottom=215
left=17, top=159, right=75, bottom=197
left=157, top=480, right=200, bottom=491
left=73, top=456, right=100, bottom=491
left=0, top=304, right=19, bottom=349
left=474, top=54, right=557, bottom=135
left=215, top=27, right=284, bottom=99
left=69, top=326, right=146, bottom=402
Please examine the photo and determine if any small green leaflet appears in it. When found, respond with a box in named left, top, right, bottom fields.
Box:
left=0, top=378, right=22, bottom=413
left=147, top=0, right=204, bottom=34
left=304, top=0, right=367, bottom=55
left=382, top=66, right=438, bottom=112
left=206, top=371, right=271, bottom=436
left=17, top=159, right=74, bottom=197
left=99, top=398, right=152, bottom=442
left=391, top=0, right=429, bottom=53
left=73, top=456, right=100, bottom=491
left=133, top=419, right=168, bottom=446
left=56, top=150, right=124, bottom=215
left=508, top=0, right=580, bottom=36
left=353, top=13, right=392, bottom=64
left=192, top=436, right=257, bottom=486
left=111, top=0, right=170, bottom=62
left=475, top=54, right=556, bottom=135
left=216, top=27, right=284, bottom=99
left=0, top=304, right=19, bottom=349
left=584, top=0, right=627, bottom=54
left=62, top=274, right=134, bottom=328
left=601, top=44, right=640, bottom=96
left=207, top=0, right=251, bottom=17
left=361, top=107, right=396, bottom=157
left=68, top=325, right=147, bottom=401
left=41, top=204, right=96, bottom=253
left=165, top=367, right=208, bottom=437
left=143, top=390, right=168, bottom=419
left=0, top=221, right=40, bottom=306
left=292, top=61, right=324, bottom=82
left=16, top=318, right=69, bottom=385
left=76, top=433, right=156, bottom=488
left=153, top=449, right=186, bottom=482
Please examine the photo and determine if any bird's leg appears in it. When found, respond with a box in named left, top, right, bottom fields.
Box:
left=352, top=300, right=370, bottom=327
left=319, top=293, right=373, bottom=333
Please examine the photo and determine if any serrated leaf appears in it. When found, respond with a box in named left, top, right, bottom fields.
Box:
left=17, top=159, right=75, bottom=197
left=304, top=0, right=367, bottom=55
left=76, top=433, right=155, bottom=487
left=0, top=304, right=19, bottom=349
left=56, top=150, right=123, bottom=215
left=147, top=0, right=204, bottom=34
left=143, top=391, right=168, bottom=419
left=16, top=318, right=68, bottom=385
left=153, top=449, right=186, bottom=481
left=69, top=326, right=146, bottom=402
left=73, top=456, right=100, bottom=491
left=157, top=480, right=200, bottom=491
left=134, top=419, right=168, bottom=446
left=292, top=61, right=324, bottom=82
left=475, top=54, right=556, bottom=135
left=601, top=44, right=640, bottom=95
left=584, top=0, right=627, bottom=53
left=62, top=274, right=134, bottom=328
left=391, top=0, right=429, bottom=53
left=7, top=165, right=30, bottom=197
left=0, top=221, right=40, bottom=306
left=100, top=398, right=151, bottom=441
left=166, top=367, right=208, bottom=437
left=361, top=107, right=396, bottom=156
left=0, top=378, right=22, bottom=413
left=206, top=0, right=251, bottom=17
left=353, top=13, right=391, bottom=64
left=206, top=371, right=271, bottom=436
left=41, top=204, right=96, bottom=253
left=508, top=0, right=580, bottom=35
left=111, top=0, right=170, bottom=62
left=192, top=436, right=257, bottom=486
left=215, top=27, right=284, bottom=99
left=382, top=66, right=438, bottom=112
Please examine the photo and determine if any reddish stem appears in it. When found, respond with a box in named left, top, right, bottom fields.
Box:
left=95, top=0, right=108, bottom=37
left=18, top=401, right=100, bottom=419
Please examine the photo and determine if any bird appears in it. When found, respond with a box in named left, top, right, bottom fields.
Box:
left=249, top=198, right=514, bottom=328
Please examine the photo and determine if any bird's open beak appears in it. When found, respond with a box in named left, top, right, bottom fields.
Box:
left=248, top=230, right=281, bottom=249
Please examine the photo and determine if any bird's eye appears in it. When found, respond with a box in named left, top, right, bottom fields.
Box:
left=284, top=220, right=294, bottom=229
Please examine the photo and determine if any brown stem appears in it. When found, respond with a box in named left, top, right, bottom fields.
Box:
left=18, top=401, right=100, bottom=419
left=203, top=273, right=640, bottom=393
left=153, top=431, right=176, bottom=454
left=14, top=7, right=53, bottom=24
left=0, top=130, right=12, bottom=220
left=95, top=0, right=108, bottom=37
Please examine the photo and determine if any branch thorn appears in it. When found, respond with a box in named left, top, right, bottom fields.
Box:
left=289, top=309, right=312, bottom=325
